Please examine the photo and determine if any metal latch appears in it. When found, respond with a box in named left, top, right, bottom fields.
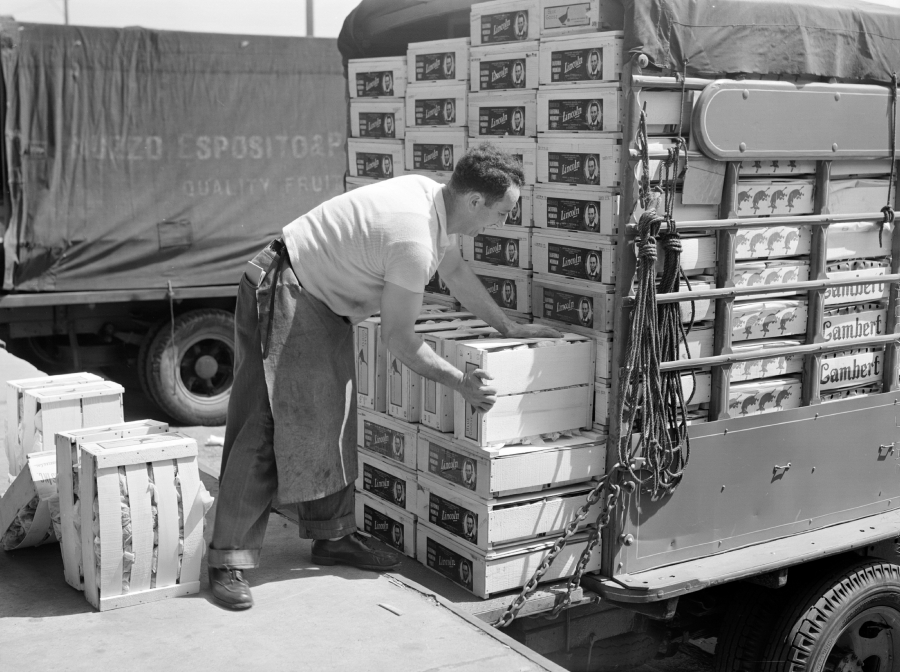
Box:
left=879, top=443, right=895, bottom=457
left=773, top=462, right=791, bottom=477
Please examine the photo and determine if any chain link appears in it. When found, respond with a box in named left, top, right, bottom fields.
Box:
left=492, top=472, right=625, bottom=628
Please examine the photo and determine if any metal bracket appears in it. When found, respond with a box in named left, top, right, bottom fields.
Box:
left=879, top=442, right=895, bottom=457
left=772, top=462, right=792, bottom=477
left=745, top=567, right=788, bottom=589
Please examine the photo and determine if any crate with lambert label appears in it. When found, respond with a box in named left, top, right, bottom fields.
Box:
left=405, top=129, right=467, bottom=179
left=537, top=134, right=620, bottom=187
left=532, top=230, right=616, bottom=284
left=822, top=303, right=887, bottom=345
left=349, top=99, right=405, bottom=139
left=348, top=56, right=407, bottom=98
left=356, top=450, right=417, bottom=513
left=820, top=348, right=884, bottom=392
left=417, top=426, right=606, bottom=499
left=538, top=31, right=623, bottom=85
left=348, top=139, right=404, bottom=180
left=468, top=91, right=537, bottom=138
left=470, top=0, right=541, bottom=46
left=470, top=41, right=540, bottom=92
left=416, top=520, right=601, bottom=598
left=462, top=228, right=532, bottom=269
left=405, top=83, right=468, bottom=129
left=824, top=259, right=890, bottom=306
left=534, top=184, right=617, bottom=234
left=356, top=409, right=418, bottom=471
left=416, top=475, right=594, bottom=552
left=355, top=490, right=416, bottom=559
left=407, top=38, right=470, bottom=86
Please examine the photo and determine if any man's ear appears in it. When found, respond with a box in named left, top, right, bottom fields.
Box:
left=467, top=191, right=483, bottom=212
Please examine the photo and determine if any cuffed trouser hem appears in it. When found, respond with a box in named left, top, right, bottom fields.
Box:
left=296, top=512, right=357, bottom=541
left=207, top=548, right=260, bottom=569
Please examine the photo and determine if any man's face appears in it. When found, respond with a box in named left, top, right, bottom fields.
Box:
left=444, top=54, right=453, bottom=73
left=464, top=185, right=520, bottom=234
left=513, top=62, right=523, bottom=80
left=516, top=14, right=525, bottom=33
left=587, top=157, right=597, bottom=175
left=463, top=462, right=474, bottom=481
left=382, top=157, right=392, bottom=176
left=589, top=255, right=598, bottom=274
left=444, top=101, right=454, bottom=120
left=513, top=110, right=523, bottom=128
left=383, top=73, right=393, bottom=92
left=590, top=52, right=599, bottom=72
left=590, top=104, right=600, bottom=124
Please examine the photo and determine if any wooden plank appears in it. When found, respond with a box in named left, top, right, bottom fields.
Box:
left=80, top=394, right=124, bottom=428
left=97, top=582, right=200, bottom=612
left=96, top=467, right=124, bottom=600
left=17, top=499, right=53, bottom=547
left=152, top=461, right=180, bottom=588
left=80, top=452, right=99, bottom=609
left=125, top=464, right=153, bottom=593
left=177, top=456, right=204, bottom=586
left=40, top=398, right=85, bottom=465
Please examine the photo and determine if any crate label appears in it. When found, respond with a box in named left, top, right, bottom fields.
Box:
left=464, top=362, right=480, bottom=441
left=474, top=233, right=521, bottom=267
left=362, top=462, right=407, bottom=508
left=363, top=419, right=406, bottom=462
left=546, top=196, right=602, bottom=232
left=478, top=106, right=526, bottom=136
left=356, top=152, right=395, bottom=179
left=824, top=280, right=888, bottom=306
left=363, top=504, right=405, bottom=551
left=548, top=243, right=602, bottom=281
left=426, top=537, right=474, bottom=589
left=356, top=71, right=396, bottom=97
left=548, top=152, right=601, bottom=185
left=415, top=98, right=457, bottom=126
left=416, top=52, right=457, bottom=81
left=820, top=351, right=883, bottom=391
left=480, top=58, right=528, bottom=90
left=424, top=340, right=438, bottom=414
left=476, top=273, right=519, bottom=310
left=544, top=3, right=592, bottom=28
left=358, top=112, right=397, bottom=138
left=822, top=310, right=886, bottom=343
left=413, top=143, right=455, bottom=171
left=429, top=492, right=479, bottom=544
left=357, top=327, right=369, bottom=396
left=389, top=356, right=403, bottom=407
left=480, top=11, right=530, bottom=44
left=735, top=184, right=811, bottom=217
left=548, top=99, right=603, bottom=131
left=543, top=287, right=594, bottom=327
left=427, top=442, right=478, bottom=491
left=551, top=48, right=604, bottom=83
left=506, top=195, right=524, bottom=226
left=426, top=271, right=452, bottom=295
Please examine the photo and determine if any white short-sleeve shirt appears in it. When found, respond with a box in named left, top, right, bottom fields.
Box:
left=282, top=175, right=455, bottom=324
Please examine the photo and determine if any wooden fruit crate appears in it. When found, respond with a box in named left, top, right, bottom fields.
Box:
left=732, top=299, right=808, bottom=341
left=11, top=380, right=124, bottom=483
left=533, top=184, right=617, bottom=235
left=825, top=259, right=890, bottom=307
left=406, top=37, right=470, bottom=86
left=594, top=371, right=711, bottom=430
left=356, top=409, right=418, bottom=471
left=56, top=420, right=170, bottom=591
left=80, top=433, right=211, bottom=611
left=470, top=40, right=540, bottom=92
left=416, top=520, right=602, bottom=598
left=347, top=56, right=407, bottom=98
left=417, top=425, right=607, bottom=499
left=356, top=449, right=417, bottom=513
left=537, top=31, right=623, bottom=85
left=462, top=228, right=533, bottom=269
left=355, top=490, right=416, bottom=558
left=416, top=474, right=594, bottom=551
left=405, top=82, right=469, bottom=129
left=6, top=373, right=103, bottom=481
left=0, top=450, right=59, bottom=551
left=468, top=262, right=533, bottom=314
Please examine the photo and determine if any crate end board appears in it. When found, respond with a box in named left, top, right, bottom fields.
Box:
left=93, top=582, right=200, bottom=612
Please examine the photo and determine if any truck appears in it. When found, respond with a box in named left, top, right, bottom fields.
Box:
left=338, top=1, right=900, bottom=671
left=0, top=17, right=347, bottom=425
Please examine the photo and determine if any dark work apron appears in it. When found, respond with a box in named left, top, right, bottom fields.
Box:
left=250, top=240, right=357, bottom=504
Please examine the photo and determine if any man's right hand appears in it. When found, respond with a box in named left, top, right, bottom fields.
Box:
left=457, top=368, right=497, bottom=413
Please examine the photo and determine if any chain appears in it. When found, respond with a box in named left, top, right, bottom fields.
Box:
left=492, top=470, right=626, bottom=628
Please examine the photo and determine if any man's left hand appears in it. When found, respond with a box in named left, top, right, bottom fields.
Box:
left=503, top=322, right=565, bottom=339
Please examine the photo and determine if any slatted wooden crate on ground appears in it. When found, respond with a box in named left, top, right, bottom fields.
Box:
left=355, top=489, right=416, bottom=558
left=454, top=335, right=594, bottom=447
left=416, top=520, right=602, bottom=598
left=0, top=451, right=59, bottom=551
left=79, top=433, right=212, bottom=611
left=56, top=420, right=170, bottom=591
left=5, top=373, right=103, bottom=481
left=417, top=426, right=606, bottom=499
left=416, top=475, right=593, bottom=551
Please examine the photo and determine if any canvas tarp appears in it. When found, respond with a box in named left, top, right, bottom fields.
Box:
left=1, top=21, right=347, bottom=292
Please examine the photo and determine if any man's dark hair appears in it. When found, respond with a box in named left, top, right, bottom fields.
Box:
left=449, top=143, right=525, bottom=205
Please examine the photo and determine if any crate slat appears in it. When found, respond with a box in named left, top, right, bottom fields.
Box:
left=125, top=464, right=153, bottom=593
left=97, top=467, right=124, bottom=599
left=153, top=461, right=180, bottom=587
left=94, top=443, right=197, bottom=468
left=177, top=456, right=204, bottom=584
left=81, top=453, right=100, bottom=608
left=98, top=582, right=200, bottom=611
left=81, top=394, right=123, bottom=428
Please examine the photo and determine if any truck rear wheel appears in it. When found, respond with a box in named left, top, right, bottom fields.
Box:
left=716, top=583, right=790, bottom=672
left=761, top=560, right=900, bottom=672
left=146, top=309, right=235, bottom=426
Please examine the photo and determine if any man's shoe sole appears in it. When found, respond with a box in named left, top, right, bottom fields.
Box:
left=311, top=554, right=401, bottom=572
left=210, top=593, right=254, bottom=611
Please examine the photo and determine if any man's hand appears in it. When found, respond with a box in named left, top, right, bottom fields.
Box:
left=457, top=368, right=497, bottom=413
left=503, top=322, right=564, bottom=339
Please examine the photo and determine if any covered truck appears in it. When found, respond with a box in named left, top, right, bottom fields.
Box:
left=338, top=1, right=900, bottom=671
left=0, top=18, right=346, bottom=423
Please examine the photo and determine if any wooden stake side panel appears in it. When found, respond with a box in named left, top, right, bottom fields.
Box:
left=469, top=40, right=540, bottom=92
left=534, top=184, right=618, bottom=235
left=416, top=474, right=593, bottom=551
left=468, top=91, right=538, bottom=138
left=454, top=384, right=593, bottom=447
left=356, top=449, right=417, bottom=513
left=349, top=99, right=406, bottom=139
left=406, top=37, right=470, bottom=86
left=357, top=409, right=419, bottom=470
left=457, top=336, right=594, bottom=395
left=80, top=436, right=204, bottom=611
left=405, top=82, right=469, bottom=129
left=532, top=230, right=617, bottom=284
left=416, top=520, right=601, bottom=598
left=355, top=490, right=416, bottom=558
left=56, top=420, right=169, bottom=591
left=347, top=56, right=407, bottom=99
left=537, top=31, right=623, bottom=86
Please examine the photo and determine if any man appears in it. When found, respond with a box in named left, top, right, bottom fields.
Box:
left=391, top=434, right=404, bottom=461
left=463, top=513, right=477, bottom=542
left=504, top=240, right=519, bottom=266
left=579, top=298, right=593, bottom=326
left=441, top=145, right=454, bottom=170
left=584, top=202, right=600, bottom=232
left=391, top=524, right=403, bottom=549
left=584, top=155, right=599, bottom=184
left=586, top=101, right=602, bottom=130
left=442, top=53, right=455, bottom=78
left=511, top=60, right=525, bottom=88
left=208, top=144, right=560, bottom=610
left=393, top=480, right=406, bottom=506
left=462, top=459, right=477, bottom=488
left=510, top=108, right=525, bottom=135
left=587, top=50, right=602, bottom=79
left=502, top=281, right=516, bottom=309
left=384, top=113, right=395, bottom=137
left=443, top=99, right=455, bottom=124
left=381, top=155, right=394, bottom=178
left=586, top=252, right=601, bottom=280
left=514, top=11, right=528, bottom=39
left=382, top=71, right=394, bottom=95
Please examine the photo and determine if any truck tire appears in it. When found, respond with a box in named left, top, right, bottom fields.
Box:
left=761, top=559, right=900, bottom=672
left=146, top=309, right=235, bottom=426
left=137, top=317, right=169, bottom=401
left=716, top=583, right=791, bottom=672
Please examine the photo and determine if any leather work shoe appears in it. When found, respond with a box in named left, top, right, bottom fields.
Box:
left=311, top=533, right=402, bottom=571
left=209, top=566, right=254, bottom=610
